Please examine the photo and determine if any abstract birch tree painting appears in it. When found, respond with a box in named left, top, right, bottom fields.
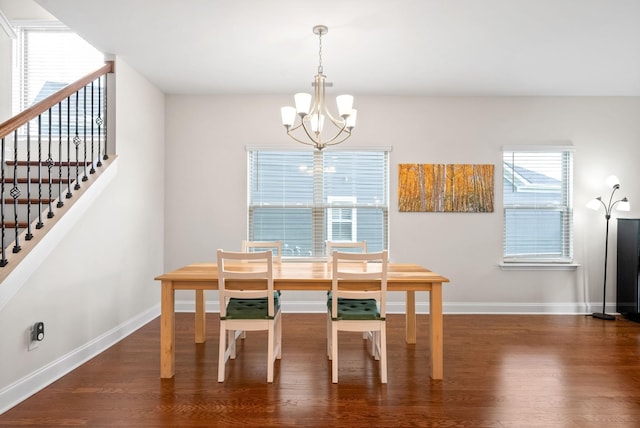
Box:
left=398, top=164, right=494, bottom=212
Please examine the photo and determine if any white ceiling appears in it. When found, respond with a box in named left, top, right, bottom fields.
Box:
left=35, top=0, right=640, bottom=96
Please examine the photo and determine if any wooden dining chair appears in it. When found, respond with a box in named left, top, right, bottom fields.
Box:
left=327, top=250, right=388, bottom=383
left=242, top=240, right=282, bottom=262
left=326, top=240, right=367, bottom=261
left=217, top=249, right=282, bottom=383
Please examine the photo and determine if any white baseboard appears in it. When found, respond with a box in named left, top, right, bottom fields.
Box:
left=0, top=303, right=159, bottom=415
left=175, top=299, right=603, bottom=315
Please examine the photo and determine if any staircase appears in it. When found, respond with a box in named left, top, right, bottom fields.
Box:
left=0, top=62, right=114, bottom=280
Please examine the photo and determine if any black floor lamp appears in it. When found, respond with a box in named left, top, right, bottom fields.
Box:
left=586, top=175, right=630, bottom=320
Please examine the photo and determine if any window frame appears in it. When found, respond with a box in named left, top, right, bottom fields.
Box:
left=246, top=147, right=390, bottom=259
left=11, top=20, right=104, bottom=118
left=502, top=145, right=574, bottom=264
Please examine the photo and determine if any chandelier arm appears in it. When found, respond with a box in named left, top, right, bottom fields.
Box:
left=322, top=131, right=352, bottom=147
left=286, top=128, right=319, bottom=147
left=300, top=119, right=322, bottom=144
left=324, top=109, right=345, bottom=126
left=320, top=124, right=351, bottom=146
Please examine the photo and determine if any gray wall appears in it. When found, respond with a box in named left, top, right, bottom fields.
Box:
left=165, top=95, right=640, bottom=314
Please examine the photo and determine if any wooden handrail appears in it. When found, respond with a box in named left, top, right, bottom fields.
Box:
left=0, top=61, right=115, bottom=139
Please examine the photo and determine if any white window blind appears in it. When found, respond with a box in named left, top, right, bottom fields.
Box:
left=503, top=147, right=574, bottom=262
left=12, top=22, right=104, bottom=116
left=247, top=149, right=389, bottom=258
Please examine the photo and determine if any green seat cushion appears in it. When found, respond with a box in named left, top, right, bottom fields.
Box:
left=222, top=293, right=280, bottom=320
left=327, top=297, right=382, bottom=321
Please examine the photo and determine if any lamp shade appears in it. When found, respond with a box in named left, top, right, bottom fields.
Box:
left=605, top=175, right=621, bottom=188
left=618, top=199, right=631, bottom=212
left=294, top=93, right=312, bottom=116
left=336, top=95, right=354, bottom=118
left=586, top=198, right=602, bottom=211
left=281, top=106, right=296, bottom=127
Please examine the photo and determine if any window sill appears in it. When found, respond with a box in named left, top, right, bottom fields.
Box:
left=499, top=262, right=580, bottom=271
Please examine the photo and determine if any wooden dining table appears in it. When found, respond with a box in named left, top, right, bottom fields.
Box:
left=154, top=261, right=450, bottom=380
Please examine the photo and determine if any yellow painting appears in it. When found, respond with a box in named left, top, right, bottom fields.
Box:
left=398, top=164, right=494, bottom=212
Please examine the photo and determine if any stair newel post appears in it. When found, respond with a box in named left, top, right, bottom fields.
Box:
left=36, top=114, right=44, bottom=229
left=11, top=130, right=21, bottom=254
left=82, top=85, right=88, bottom=182
left=46, top=107, right=54, bottom=219
left=25, top=120, right=33, bottom=241
left=102, top=73, right=109, bottom=161
left=0, top=136, right=6, bottom=266
left=90, top=81, right=95, bottom=175
left=73, top=91, right=81, bottom=191
left=96, top=75, right=103, bottom=168
left=65, top=95, right=72, bottom=199
left=57, top=101, right=63, bottom=208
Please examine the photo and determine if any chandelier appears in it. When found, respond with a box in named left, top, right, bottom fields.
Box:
left=280, top=25, right=357, bottom=151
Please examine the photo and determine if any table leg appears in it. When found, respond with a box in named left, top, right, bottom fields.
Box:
left=405, top=291, right=416, bottom=344
left=429, top=283, right=443, bottom=380
left=160, top=280, right=175, bottom=378
left=195, top=289, right=206, bottom=343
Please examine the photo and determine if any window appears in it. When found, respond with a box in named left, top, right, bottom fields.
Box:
left=327, top=196, right=357, bottom=242
left=247, top=149, right=389, bottom=258
left=12, top=21, right=104, bottom=116
left=502, top=146, right=574, bottom=262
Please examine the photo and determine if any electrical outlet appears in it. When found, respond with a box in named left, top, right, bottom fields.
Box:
left=27, top=322, right=44, bottom=351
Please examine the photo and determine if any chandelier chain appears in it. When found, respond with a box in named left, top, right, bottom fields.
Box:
left=317, top=29, right=323, bottom=75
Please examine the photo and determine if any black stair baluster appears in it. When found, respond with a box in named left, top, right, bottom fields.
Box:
left=90, top=81, right=95, bottom=174
left=66, top=95, right=72, bottom=199
left=103, top=74, right=109, bottom=160
left=82, top=85, right=88, bottom=182
left=25, top=120, right=33, bottom=240
left=11, top=130, right=21, bottom=254
left=73, top=91, right=81, bottom=190
left=0, top=136, right=7, bottom=266
left=47, top=107, right=54, bottom=219
left=36, top=114, right=44, bottom=229
left=96, top=75, right=103, bottom=168
left=57, top=101, right=64, bottom=208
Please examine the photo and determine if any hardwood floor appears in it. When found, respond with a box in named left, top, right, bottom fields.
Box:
left=2, top=313, right=640, bottom=427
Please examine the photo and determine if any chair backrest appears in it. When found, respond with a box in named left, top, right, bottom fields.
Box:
left=242, top=240, right=282, bottom=262
left=331, top=250, right=388, bottom=318
left=217, top=249, right=275, bottom=318
left=326, top=240, right=367, bottom=262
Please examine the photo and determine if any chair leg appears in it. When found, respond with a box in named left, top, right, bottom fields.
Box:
left=331, top=322, right=339, bottom=383
left=229, top=330, right=237, bottom=359
left=218, top=323, right=227, bottom=382
left=371, top=331, right=379, bottom=360
left=267, top=320, right=274, bottom=383
left=276, top=312, right=282, bottom=360
left=326, top=313, right=332, bottom=359
left=380, top=325, right=387, bottom=384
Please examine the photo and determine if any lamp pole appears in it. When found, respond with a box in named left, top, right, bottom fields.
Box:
left=589, top=181, right=630, bottom=320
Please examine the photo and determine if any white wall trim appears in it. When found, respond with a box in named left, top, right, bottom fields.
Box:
left=0, top=10, right=16, bottom=39
left=0, top=159, right=119, bottom=313
left=0, top=303, right=159, bottom=415
left=175, top=299, right=604, bottom=315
